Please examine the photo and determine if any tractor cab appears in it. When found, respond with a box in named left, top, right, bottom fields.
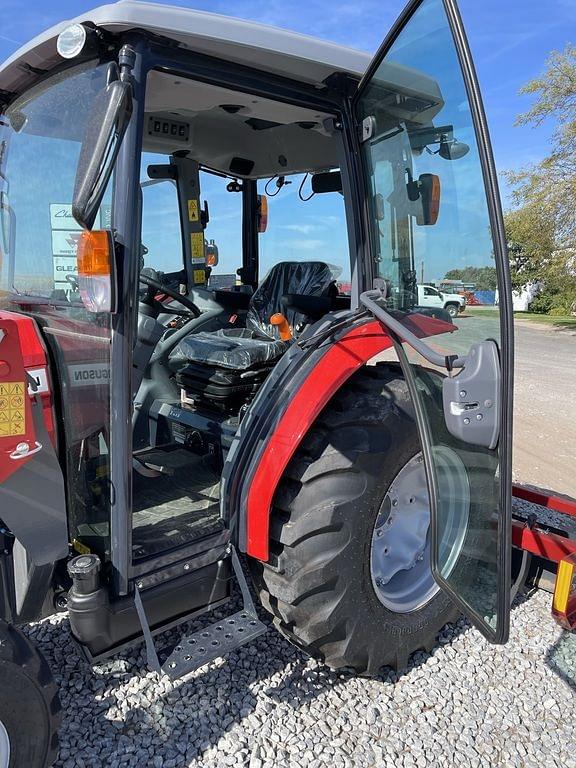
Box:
left=0, top=0, right=515, bottom=699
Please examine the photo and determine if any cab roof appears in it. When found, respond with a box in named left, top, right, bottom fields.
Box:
left=0, top=0, right=371, bottom=98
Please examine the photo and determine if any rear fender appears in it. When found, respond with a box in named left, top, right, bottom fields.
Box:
left=224, top=311, right=455, bottom=562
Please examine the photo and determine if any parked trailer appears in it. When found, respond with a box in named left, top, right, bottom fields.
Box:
left=0, top=1, right=573, bottom=765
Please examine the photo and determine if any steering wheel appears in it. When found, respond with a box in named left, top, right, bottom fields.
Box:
left=139, top=272, right=202, bottom=318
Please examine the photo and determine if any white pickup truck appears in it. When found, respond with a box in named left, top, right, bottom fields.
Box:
left=417, top=284, right=466, bottom=317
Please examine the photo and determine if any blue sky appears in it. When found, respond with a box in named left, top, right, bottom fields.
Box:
left=1, top=0, right=573, bottom=284
left=1, top=0, right=572, bottom=202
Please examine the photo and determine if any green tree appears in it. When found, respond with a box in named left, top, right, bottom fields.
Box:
left=444, top=266, right=498, bottom=291
left=503, top=204, right=557, bottom=291
left=504, top=44, right=576, bottom=312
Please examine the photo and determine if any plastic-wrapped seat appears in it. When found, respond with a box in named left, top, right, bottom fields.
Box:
left=169, top=261, right=336, bottom=411
left=170, top=261, right=336, bottom=371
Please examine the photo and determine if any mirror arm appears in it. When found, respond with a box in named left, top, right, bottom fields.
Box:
left=118, top=44, right=136, bottom=83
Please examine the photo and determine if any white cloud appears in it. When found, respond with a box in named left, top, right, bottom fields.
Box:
left=272, top=238, right=326, bottom=251
left=279, top=223, right=319, bottom=234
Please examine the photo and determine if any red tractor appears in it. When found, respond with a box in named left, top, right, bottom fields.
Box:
left=0, top=1, right=574, bottom=766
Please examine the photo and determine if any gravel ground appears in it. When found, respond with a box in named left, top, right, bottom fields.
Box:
left=27, top=585, right=576, bottom=768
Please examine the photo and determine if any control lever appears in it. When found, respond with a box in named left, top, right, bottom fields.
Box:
left=270, top=313, right=293, bottom=341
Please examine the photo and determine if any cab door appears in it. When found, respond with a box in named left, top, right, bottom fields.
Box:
left=353, top=0, right=513, bottom=641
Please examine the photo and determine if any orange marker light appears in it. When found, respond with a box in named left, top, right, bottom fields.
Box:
left=257, top=195, right=268, bottom=233
left=76, top=230, right=116, bottom=313
left=552, top=552, right=576, bottom=630
left=270, top=313, right=292, bottom=341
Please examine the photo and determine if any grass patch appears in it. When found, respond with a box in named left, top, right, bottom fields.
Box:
left=467, top=307, right=576, bottom=329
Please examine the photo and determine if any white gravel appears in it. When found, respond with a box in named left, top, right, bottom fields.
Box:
left=26, top=586, right=576, bottom=768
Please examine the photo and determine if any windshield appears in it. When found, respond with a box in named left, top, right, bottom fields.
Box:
left=0, top=62, right=111, bottom=303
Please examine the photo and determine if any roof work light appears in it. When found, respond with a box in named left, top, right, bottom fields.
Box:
left=56, top=24, right=89, bottom=59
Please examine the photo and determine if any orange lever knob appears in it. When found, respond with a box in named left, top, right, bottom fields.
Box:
left=270, top=313, right=293, bottom=341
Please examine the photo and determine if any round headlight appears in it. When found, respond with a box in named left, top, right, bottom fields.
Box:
left=56, top=23, right=88, bottom=59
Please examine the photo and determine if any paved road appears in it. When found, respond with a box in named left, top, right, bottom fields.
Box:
left=450, top=314, right=576, bottom=497
left=376, top=311, right=576, bottom=498
left=513, top=320, right=576, bottom=497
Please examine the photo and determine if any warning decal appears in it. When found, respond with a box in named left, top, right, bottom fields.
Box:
left=0, top=381, right=26, bottom=437
left=193, top=269, right=206, bottom=284
left=191, top=232, right=205, bottom=261
left=187, top=199, right=199, bottom=222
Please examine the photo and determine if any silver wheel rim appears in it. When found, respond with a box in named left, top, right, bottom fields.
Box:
left=0, top=717, right=10, bottom=768
left=370, top=448, right=470, bottom=613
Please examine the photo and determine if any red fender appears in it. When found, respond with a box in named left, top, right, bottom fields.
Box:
left=246, top=313, right=453, bottom=561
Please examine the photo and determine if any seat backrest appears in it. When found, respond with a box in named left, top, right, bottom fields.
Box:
left=246, top=261, right=335, bottom=339
left=247, top=261, right=335, bottom=339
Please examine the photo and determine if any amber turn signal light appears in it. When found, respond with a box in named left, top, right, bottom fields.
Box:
left=76, top=230, right=116, bottom=313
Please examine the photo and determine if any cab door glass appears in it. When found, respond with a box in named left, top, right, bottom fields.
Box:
left=356, top=0, right=512, bottom=640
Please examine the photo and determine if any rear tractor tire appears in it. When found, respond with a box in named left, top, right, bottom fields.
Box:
left=250, top=363, right=463, bottom=676
left=0, top=622, right=61, bottom=768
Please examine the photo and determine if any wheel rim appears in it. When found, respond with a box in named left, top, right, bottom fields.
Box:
left=0, top=717, right=10, bottom=768
left=370, top=449, right=470, bottom=613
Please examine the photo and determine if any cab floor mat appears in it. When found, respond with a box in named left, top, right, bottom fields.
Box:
left=132, top=457, right=222, bottom=559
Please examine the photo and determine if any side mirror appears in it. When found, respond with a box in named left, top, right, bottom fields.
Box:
left=311, top=171, right=342, bottom=194
left=438, top=138, right=470, bottom=160
left=73, top=76, right=133, bottom=230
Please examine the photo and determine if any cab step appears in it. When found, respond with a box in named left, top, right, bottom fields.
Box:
left=134, top=546, right=267, bottom=680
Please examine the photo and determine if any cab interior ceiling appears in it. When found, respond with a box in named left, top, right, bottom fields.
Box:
left=143, top=70, right=340, bottom=178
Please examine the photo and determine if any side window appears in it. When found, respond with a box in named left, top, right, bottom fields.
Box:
left=424, top=286, right=436, bottom=296
left=200, top=171, right=242, bottom=290
left=140, top=153, right=183, bottom=275
left=257, top=173, right=351, bottom=294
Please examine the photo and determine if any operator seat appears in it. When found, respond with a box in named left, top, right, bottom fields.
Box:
left=169, top=261, right=336, bottom=372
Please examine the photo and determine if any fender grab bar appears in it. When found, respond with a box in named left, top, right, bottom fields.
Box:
left=359, top=289, right=466, bottom=372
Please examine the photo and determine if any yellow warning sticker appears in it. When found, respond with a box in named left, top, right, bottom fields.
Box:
left=187, top=199, right=199, bottom=222
left=193, top=269, right=206, bottom=284
left=190, top=232, right=205, bottom=260
left=0, top=381, right=26, bottom=437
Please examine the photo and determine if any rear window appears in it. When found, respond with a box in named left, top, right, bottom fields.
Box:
left=258, top=173, right=351, bottom=294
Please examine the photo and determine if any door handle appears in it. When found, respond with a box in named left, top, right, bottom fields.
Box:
left=9, top=441, right=43, bottom=460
